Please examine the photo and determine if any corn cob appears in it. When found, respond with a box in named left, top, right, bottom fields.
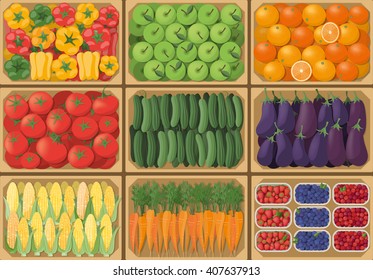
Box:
left=85, top=214, right=97, bottom=252
left=64, top=186, right=75, bottom=219
left=18, top=217, right=29, bottom=251
left=77, top=182, right=89, bottom=219
left=90, top=182, right=103, bottom=219
left=37, top=187, right=49, bottom=220
left=6, top=182, right=19, bottom=213
left=100, top=214, right=112, bottom=251
left=58, top=213, right=71, bottom=251
left=7, top=212, right=19, bottom=249
left=73, top=219, right=84, bottom=252
left=104, top=186, right=115, bottom=218
left=45, top=218, right=56, bottom=251
left=23, top=182, right=35, bottom=220
left=31, top=212, right=43, bottom=250
left=50, top=182, right=62, bottom=218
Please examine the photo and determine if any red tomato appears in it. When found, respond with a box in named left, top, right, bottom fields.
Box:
left=50, top=158, right=68, bottom=168
left=65, top=93, right=92, bottom=116
left=85, top=90, right=102, bottom=101
left=37, top=157, right=50, bottom=169
left=4, top=95, right=29, bottom=119
left=5, top=152, right=23, bottom=168
left=92, top=92, right=119, bottom=115
left=92, top=133, right=118, bottom=158
left=89, top=154, right=107, bottom=168
left=20, top=114, right=46, bottom=138
left=4, top=116, right=21, bottom=132
left=99, top=116, right=118, bottom=133
left=21, top=152, right=40, bottom=169
left=53, top=91, right=72, bottom=108
left=100, top=156, right=116, bottom=169
left=4, top=131, right=28, bottom=156
left=46, top=108, right=72, bottom=134
left=36, top=135, right=68, bottom=164
left=27, top=139, right=38, bottom=153
left=68, top=145, right=95, bottom=168
left=83, top=109, right=103, bottom=122
left=71, top=117, right=99, bottom=140
left=108, top=112, right=119, bottom=121
left=28, top=91, right=54, bottom=115
left=111, top=128, right=120, bottom=139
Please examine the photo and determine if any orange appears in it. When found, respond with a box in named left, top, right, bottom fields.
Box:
left=338, top=23, right=360, bottom=45
left=356, top=62, right=370, bottom=78
left=291, top=26, right=314, bottom=48
left=336, top=61, right=358, bottom=81
left=349, top=6, right=369, bottom=25
left=283, top=66, right=294, bottom=81
left=352, top=21, right=370, bottom=33
left=321, top=22, right=340, bottom=43
left=254, top=41, right=277, bottom=63
left=263, top=60, right=285, bottom=81
left=254, top=26, right=269, bottom=43
left=255, top=5, right=279, bottom=27
left=348, top=43, right=370, bottom=65
left=314, top=25, right=328, bottom=45
left=295, top=4, right=308, bottom=13
left=325, top=43, right=348, bottom=63
left=358, top=30, right=370, bottom=47
left=302, top=45, right=325, bottom=66
left=254, top=59, right=267, bottom=76
left=291, top=60, right=312, bottom=81
left=313, top=60, right=336, bottom=81
left=279, top=6, right=303, bottom=27
left=302, top=4, right=326, bottom=26
left=277, top=45, right=302, bottom=67
left=326, top=4, right=349, bottom=25
left=274, top=3, right=288, bottom=13
left=267, top=24, right=291, bottom=46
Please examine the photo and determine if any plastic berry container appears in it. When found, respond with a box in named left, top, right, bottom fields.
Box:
left=255, top=183, right=292, bottom=205
left=332, top=206, right=370, bottom=228
left=333, top=230, right=370, bottom=252
left=294, top=207, right=331, bottom=229
left=255, top=230, right=292, bottom=253
left=255, top=206, right=292, bottom=229
left=332, top=183, right=370, bottom=205
left=294, top=230, right=331, bottom=253
left=294, top=183, right=331, bottom=205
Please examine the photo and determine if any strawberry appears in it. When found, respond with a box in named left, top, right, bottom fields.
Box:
left=280, top=185, right=285, bottom=192
left=274, top=186, right=280, bottom=194
left=265, top=209, right=273, bottom=218
left=273, top=216, right=280, bottom=224
left=261, top=185, right=268, bottom=193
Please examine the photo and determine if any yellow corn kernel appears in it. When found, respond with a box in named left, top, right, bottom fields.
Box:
left=7, top=212, right=19, bottom=249
left=90, top=182, right=102, bottom=219
left=58, top=213, right=71, bottom=251
left=6, top=182, right=19, bottom=213
left=37, top=187, right=49, bottom=220
left=104, top=186, right=115, bottom=219
left=77, top=182, right=89, bottom=219
left=18, top=217, right=29, bottom=251
left=73, top=219, right=84, bottom=251
left=64, top=186, right=75, bottom=219
left=85, top=214, right=97, bottom=251
left=31, top=212, right=43, bottom=249
left=23, top=182, right=35, bottom=220
left=49, top=182, right=62, bottom=218
left=100, top=214, right=112, bottom=251
left=45, top=218, right=56, bottom=251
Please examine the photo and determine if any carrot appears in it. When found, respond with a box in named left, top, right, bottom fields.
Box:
left=203, top=209, right=213, bottom=253
left=178, top=182, right=191, bottom=256
left=131, top=184, right=149, bottom=255
left=223, top=213, right=230, bottom=253
left=230, top=214, right=236, bottom=254
left=162, top=210, right=171, bottom=252
left=234, top=211, right=243, bottom=252
left=188, top=213, right=197, bottom=254
left=185, top=214, right=190, bottom=252
left=129, top=213, right=139, bottom=253
left=147, top=183, right=162, bottom=256
left=170, top=213, right=178, bottom=256
left=138, top=213, right=147, bottom=254
left=152, top=215, right=159, bottom=256
left=162, top=183, right=177, bottom=254
left=146, top=209, right=154, bottom=254
left=209, top=212, right=217, bottom=255
left=195, top=212, right=204, bottom=253
left=157, top=212, right=164, bottom=255
left=178, top=210, right=188, bottom=255
left=215, top=211, right=225, bottom=256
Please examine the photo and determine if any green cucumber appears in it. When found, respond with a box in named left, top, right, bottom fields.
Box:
left=134, top=131, right=145, bottom=167
left=226, top=94, right=235, bottom=129
left=146, top=131, right=156, bottom=167
left=177, top=131, right=185, bottom=164
left=225, top=131, right=235, bottom=168
left=198, top=99, right=208, bottom=134
left=157, top=131, right=168, bottom=168
left=218, top=93, right=227, bottom=129
left=195, top=133, right=206, bottom=167
left=186, top=130, right=196, bottom=166
left=129, top=125, right=136, bottom=162
left=189, top=94, right=199, bottom=130
left=216, top=129, right=225, bottom=167
left=141, top=97, right=152, bottom=132
left=233, top=95, right=243, bottom=128
left=170, top=95, right=180, bottom=128
left=160, top=94, right=171, bottom=129
left=233, top=129, right=243, bottom=165
left=179, top=94, right=189, bottom=130
left=151, top=95, right=160, bottom=131
left=205, top=131, right=216, bottom=167
left=133, top=95, right=143, bottom=130
left=208, top=93, right=218, bottom=128
left=167, top=130, right=177, bottom=162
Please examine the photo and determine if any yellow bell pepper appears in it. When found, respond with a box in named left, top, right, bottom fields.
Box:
left=30, top=52, right=53, bottom=81
left=52, top=54, right=78, bottom=80
left=99, top=56, right=119, bottom=77
left=77, top=51, right=100, bottom=81
left=4, top=4, right=31, bottom=29
left=55, top=26, right=83, bottom=55
left=31, top=27, right=56, bottom=50
left=75, top=4, right=99, bottom=27
left=3, top=48, right=15, bottom=61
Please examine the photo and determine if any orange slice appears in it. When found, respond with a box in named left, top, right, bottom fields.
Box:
left=321, top=22, right=340, bottom=43
left=291, top=60, right=312, bottom=82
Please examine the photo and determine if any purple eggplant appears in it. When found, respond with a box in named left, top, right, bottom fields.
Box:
left=292, top=91, right=301, bottom=120
left=346, top=119, right=368, bottom=166
left=275, top=126, right=293, bottom=167
left=295, top=92, right=317, bottom=139
left=268, top=144, right=279, bottom=169
left=318, top=98, right=334, bottom=132
left=277, top=93, right=295, bottom=133
left=327, top=119, right=346, bottom=167
left=256, top=89, right=276, bottom=138
left=313, top=89, right=326, bottom=116
left=347, top=93, right=366, bottom=134
left=258, top=137, right=265, bottom=147
left=287, top=131, right=295, bottom=145
left=344, top=91, right=351, bottom=116
left=272, top=91, right=280, bottom=115
left=308, top=122, right=329, bottom=167
left=331, top=93, right=348, bottom=126
left=292, top=125, right=310, bottom=167
left=342, top=123, right=348, bottom=148
left=257, top=133, right=276, bottom=166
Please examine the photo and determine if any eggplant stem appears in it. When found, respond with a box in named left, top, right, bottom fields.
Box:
left=273, top=122, right=283, bottom=135
left=317, top=122, right=329, bottom=137
left=302, top=92, right=310, bottom=103
left=322, top=98, right=331, bottom=106
left=279, top=92, right=288, bottom=104
left=263, top=88, right=272, bottom=104
left=344, top=91, right=351, bottom=104
left=295, top=125, right=305, bottom=139
left=293, top=90, right=300, bottom=103
left=352, top=92, right=361, bottom=103
left=272, top=91, right=280, bottom=104
left=332, top=118, right=342, bottom=130
left=315, top=89, right=323, bottom=100
left=352, top=118, right=363, bottom=132
left=329, top=92, right=337, bottom=101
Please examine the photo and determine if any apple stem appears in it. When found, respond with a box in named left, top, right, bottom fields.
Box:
left=181, top=9, right=188, bottom=15
left=197, top=32, right=203, bottom=40
left=208, top=9, right=214, bottom=16
left=208, top=46, right=214, bottom=53
left=219, top=27, right=226, bottom=35
left=152, top=27, right=160, bottom=35
left=221, top=65, right=226, bottom=71
left=162, top=50, right=169, bottom=58
left=141, top=46, right=148, bottom=53
left=197, top=65, right=203, bottom=72
left=181, top=47, right=188, bottom=52
left=165, top=9, right=171, bottom=16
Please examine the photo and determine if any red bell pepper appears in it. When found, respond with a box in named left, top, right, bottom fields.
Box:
left=6, top=29, right=31, bottom=56
left=82, top=23, right=111, bottom=53
left=98, top=5, right=119, bottom=28
left=52, top=3, right=75, bottom=27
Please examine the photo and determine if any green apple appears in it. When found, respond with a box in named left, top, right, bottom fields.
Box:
left=230, top=23, right=244, bottom=47
left=198, top=42, right=219, bottom=63
left=154, top=42, right=175, bottom=63
left=129, top=34, right=141, bottom=46
left=155, top=5, right=176, bottom=25
left=165, top=60, right=186, bottom=80
left=144, top=60, right=165, bottom=81
left=210, top=23, right=232, bottom=44
left=176, top=41, right=197, bottom=63
left=132, top=4, right=154, bottom=25
left=132, top=42, right=154, bottom=63
left=220, top=42, right=241, bottom=63
left=143, top=23, right=165, bottom=44
left=130, top=60, right=147, bottom=81
left=177, top=4, right=198, bottom=26
left=165, top=23, right=187, bottom=44
left=187, top=23, right=209, bottom=44
left=197, top=4, right=219, bottom=26
left=229, top=61, right=244, bottom=81
left=129, top=19, right=145, bottom=36
left=187, top=60, right=209, bottom=81
left=220, top=4, right=242, bottom=26
left=210, top=60, right=231, bottom=81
